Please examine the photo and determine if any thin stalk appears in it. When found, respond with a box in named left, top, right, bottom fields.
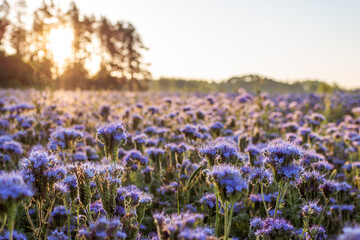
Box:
left=260, top=184, right=270, bottom=218
left=300, top=216, right=310, bottom=240
left=177, top=184, right=180, bottom=215
left=225, top=201, right=235, bottom=240
left=76, top=208, right=80, bottom=237
left=87, top=204, right=94, bottom=223
left=63, top=197, right=72, bottom=240
left=315, top=199, right=329, bottom=237
left=215, top=188, right=221, bottom=237
left=0, top=214, right=7, bottom=233
left=274, top=181, right=284, bottom=218
left=23, top=204, right=36, bottom=233
left=278, top=182, right=289, bottom=209
left=224, top=204, right=228, bottom=239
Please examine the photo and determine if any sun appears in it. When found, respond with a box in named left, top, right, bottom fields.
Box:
left=47, top=27, right=74, bottom=73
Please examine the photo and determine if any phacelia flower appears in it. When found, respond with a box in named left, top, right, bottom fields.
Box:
left=251, top=217, right=294, bottom=239
left=301, top=201, right=323, bottom=217
left=208, top=164, right=248, bottom=202
left=0, top=171, right=34, bottom=213
left=96, top=122, right=127, bottom=164
left=49, top=127, right=83, bottom=150
left=248, top=167, right=273, bottom=187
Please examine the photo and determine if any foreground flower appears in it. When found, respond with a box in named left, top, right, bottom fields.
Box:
left=337, top=226, right=360, bottom=240
left=0, top=172, right=33, bottom=240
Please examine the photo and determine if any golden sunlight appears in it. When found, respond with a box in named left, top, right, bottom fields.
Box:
left=47, top=27, right=74, bottom=73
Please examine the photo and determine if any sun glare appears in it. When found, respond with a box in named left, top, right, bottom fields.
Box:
left=47, top=27, right=74, bottom=73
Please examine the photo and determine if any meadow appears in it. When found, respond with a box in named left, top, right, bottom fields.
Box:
left=0, top=88, right=360, bottom=240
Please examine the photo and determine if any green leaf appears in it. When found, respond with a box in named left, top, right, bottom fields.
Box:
left=186, top=165, right=204, bottom=189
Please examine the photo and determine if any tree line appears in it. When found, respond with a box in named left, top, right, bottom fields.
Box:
left=149, top=75, right=347, bottom=94
left=0, top=0, right=150, bottom=90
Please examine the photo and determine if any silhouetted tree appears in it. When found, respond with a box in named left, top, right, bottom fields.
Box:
left=0, top=0, right=10, bottom=49
left=10, top=0, right=27, bottom=56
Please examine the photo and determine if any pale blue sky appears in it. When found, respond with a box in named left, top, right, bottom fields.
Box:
left=26, top=0, right=360, bottom=88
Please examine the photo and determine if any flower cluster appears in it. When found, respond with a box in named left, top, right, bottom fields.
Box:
left=250, top=217, right=295, bottom=239
left=49, top=127, right=83, bottom=151
left=263, top=140, right=303, bottom=182
left=207, top=164, right=248, bottom=202
left=96, top=122, right=127, bottom=163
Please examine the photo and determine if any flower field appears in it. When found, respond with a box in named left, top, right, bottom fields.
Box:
left=1, top=89, right=360, bottom=240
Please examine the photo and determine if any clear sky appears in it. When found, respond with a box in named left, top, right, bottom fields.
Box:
left=26, top=0, right=360, bottom=88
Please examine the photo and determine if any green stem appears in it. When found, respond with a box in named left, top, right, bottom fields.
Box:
left=215, top=189, right=221, bottom=237
left=274, top=181, right=284, bottom=218
left=225, top=201, right=235, bottom=240
left=63, top=197, right=72, bottom=240
left=278, top=182, right=289, bottom=212
left=224, top=204, right=228, bottom=239
left=76, top=208, right=80, bottom=237
left=315, top=200, right=329, bottom=237
left=260, top=184, right=270, bottom=218
left=23, top=203, right=36, bottom=234
left=0, top=214, right=7, bottom=233
left=7, top=204, right=17, bottom=240
left=87, top=203, right=94, bottom=223
left=300, top=216, right=310, bottom=240
left=177, top=183, right=180, bottom=215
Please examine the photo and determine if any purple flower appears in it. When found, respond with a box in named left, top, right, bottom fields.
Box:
left=199, top=140, right=243, bottom=166
left=319, top=180, right=338, bottom=200
left=208, top=164, right=248, bottom=202
left=305, top=225, right=327, bottom=240
left=296, top=171, right=325, bottom=200
left=1, top=140, right=23, bottom=155
left=1, top=230, right=28, bottom=240
left=0, top=172, right=33, bottom=209
left=276, top=164, right=303, bottom=182
left=311, top=161, right=334, bottom=172
left=96, top=122, right=127, bottom=164
left=50, top=127, right=83, bottom=150
left=248, top=167, right=273, bottom=186
left=48, top=230, right=68, bottom=240
left=263, top=140, right=304, bottom=168
left=338, top=226, right=360, bottom=240
left=301, top=201, right=323, bottom=217
left=124, top=150, right=149, bottom=171
left=199, top=193, right=217, bottom=209
left=252, top=217, right=294, bottom=239
left=72, top=151, right=87, bottom=162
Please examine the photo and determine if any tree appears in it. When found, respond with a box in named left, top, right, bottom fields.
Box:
left=97, top=18, right=150, bottom=90
left=10, top=0, right=28, bottom=56
left=0, top=0, right=10, bottom=49
left=122, top=22, right=151, bottom=91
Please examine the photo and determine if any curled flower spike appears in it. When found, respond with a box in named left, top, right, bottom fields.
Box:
left=96, top=122, right=127, bottom=164
left=296, top=171, right=324, bottom=200
left=319, top=180, right=338, bottom=200
left=301, top=201, right=323, bottom=217
left=305, top=225, right=327, bottom=240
